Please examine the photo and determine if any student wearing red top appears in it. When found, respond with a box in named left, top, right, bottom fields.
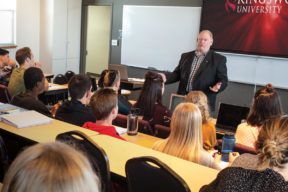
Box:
left=83, top=88, right=125, bottom=141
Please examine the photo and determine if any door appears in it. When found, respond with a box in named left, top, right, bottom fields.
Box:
left=85, top=5, right=112, bottom=75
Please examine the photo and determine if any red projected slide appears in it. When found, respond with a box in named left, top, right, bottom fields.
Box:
left=200, top=0, right=288, bottom=58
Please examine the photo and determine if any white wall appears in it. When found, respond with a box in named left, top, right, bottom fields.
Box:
left=10, top=0, right=81, bottom=75
left=8, top=0, right=40, bottom=60
left=40, top=0, right=54, bottom=73
left=52, top=0, right=81, bottom=75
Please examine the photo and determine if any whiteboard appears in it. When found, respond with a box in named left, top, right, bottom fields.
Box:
left=223, top=53, right=288, bottom=89
left=121, top=5, right=201, bottom=71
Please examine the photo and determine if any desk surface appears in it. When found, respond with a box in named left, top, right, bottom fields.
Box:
left=0, top=119, right=98, bottom=143
left=91, top=135, right=218, bottom=191
left=48, top=83, right=68, bottom=91
left=122, top=132, right=161, bottom=148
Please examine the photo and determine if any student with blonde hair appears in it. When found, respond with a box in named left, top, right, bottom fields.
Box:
left=153, top=102, right=219, bottom=169
left=186, top=91, right=217, bottom=150
left=1, top=142, right=100, bottom=192
left=201, top=116, right=288, bottom=191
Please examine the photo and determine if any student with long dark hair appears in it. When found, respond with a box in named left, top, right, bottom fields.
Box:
left=235, top=84, right=283, bottom=149
left=134, top=71, right=171, bottom=128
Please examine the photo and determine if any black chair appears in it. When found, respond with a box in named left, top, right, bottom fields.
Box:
left=0, top=84, right=11, bottom=103
left=56, top=131, right=112, bottom=192
left=217, top=139, right=257, bottom=155
left=125, top=156, right=191, bottom=192
left=113, top=114, right=154, bottom=135
left=0, top=135, right=9, bottom=181
left=0, top=129, right=37, bottom=182
left=53, top=74, right=68, bottom=85
left=64, top=70, right=75, bottom=82
left=154, top=124, right=170, bottom=139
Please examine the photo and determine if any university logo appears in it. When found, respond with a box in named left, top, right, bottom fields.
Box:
left=225, top=0, right=237, bottom=13
left=224, top=0, right=286, bottom=14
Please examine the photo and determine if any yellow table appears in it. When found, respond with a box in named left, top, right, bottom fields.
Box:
left=0, top=119, right=98, bottom=143
left=122, top=132, right=161, bottom=148
left=91, top=135, right=218, bottom=191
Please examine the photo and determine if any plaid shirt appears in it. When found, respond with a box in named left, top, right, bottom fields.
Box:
left=186, top=52, right=206, bottom=92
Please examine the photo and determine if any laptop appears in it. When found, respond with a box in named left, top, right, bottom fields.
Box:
left=169, top=93, right=186, bottom=112
left=216, top=103, right=250, bottom=134
left=108, top=64, right=129, bottom=81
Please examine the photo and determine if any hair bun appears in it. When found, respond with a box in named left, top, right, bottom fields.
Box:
left=145, top=71, right=163, bottom=82
left=265, top=83, right=274, bottom=93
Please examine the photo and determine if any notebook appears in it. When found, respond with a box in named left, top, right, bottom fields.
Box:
left=216, top=103, right=250, bottom=134
left=115, top=126, right=127, bottom=135
left=1, top=110, right=53, bottom=128
left=0, top=103, right=26, bottom=115
left=169, top=93, right=186, bottom=111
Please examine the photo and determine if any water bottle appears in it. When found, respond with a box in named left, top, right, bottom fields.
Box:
left=221, top=133, right=235, bottom=162
left=127, top=108, right=139, bottom=136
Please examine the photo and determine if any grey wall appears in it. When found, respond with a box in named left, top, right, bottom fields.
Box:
left=82, top=0, right=288, bottom=116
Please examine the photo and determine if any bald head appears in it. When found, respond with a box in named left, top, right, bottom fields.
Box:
left=196, top=30, right=213, bottom=54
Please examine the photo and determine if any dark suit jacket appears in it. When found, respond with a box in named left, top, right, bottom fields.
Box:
left=166, top=50, right=228, bottom=110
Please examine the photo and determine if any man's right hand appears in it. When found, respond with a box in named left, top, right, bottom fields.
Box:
left=158, top=73, right=166, bottom=83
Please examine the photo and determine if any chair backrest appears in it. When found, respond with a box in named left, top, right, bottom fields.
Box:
left=113, top=114, right=154, bottom=135
left=234, top=143, right=257, bottom=155
left=0, top=129, right=37, bottom=182
left=154, top=124, right=170, bottom=139
left=0, top=84, right=11, bottom=103
left=138, top=119, right=154, bottom=135
left=53, top=74, right=68, bottom=85
left=125, top=156, right=191, bottom=192
left=217, top=139, right=257, bottom=155
left=56, top=131, right=112, bottom=192
left=113, top=114, right=127, bottom=128
left=0, top=135, right=9, bottom=181
left=64, top=70, right=75, bottom=82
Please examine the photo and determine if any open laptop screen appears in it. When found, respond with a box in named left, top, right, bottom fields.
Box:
left=169, top=94, right=185, bottom=112
left=216, top=103, right=250, bottom=132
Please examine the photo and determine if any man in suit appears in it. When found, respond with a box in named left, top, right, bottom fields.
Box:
left=163, top=30, right=228, bottom=111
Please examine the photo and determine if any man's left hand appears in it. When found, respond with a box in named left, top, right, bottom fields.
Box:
left=209, top=82, right=222, bottom=92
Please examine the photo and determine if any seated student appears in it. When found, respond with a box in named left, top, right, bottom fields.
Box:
left=11, top=67, right=51, bottom=117
left=1, top=142, right=100, bottom=192
left=153, top=103, right=220, bottom=169
left=0, top=48, right=16, bottom=85
left=201, top=116, right=288, bottom=192
left=8, top=47, right=48, bottom=98
left=235, top=84, right=283, bottom=149
left=55, top=74, right=96, bottom=126
left=83, top=88, right=125, bottom=140
left=186, top=91, right=217, bottom=150
left=134, top=71, right=171, bottom=128
left=98, top=69, right=132, bottom=115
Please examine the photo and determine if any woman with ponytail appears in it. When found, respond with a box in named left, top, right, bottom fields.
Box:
left=98, top=69, right=132, bottom=115
left=235, top=83, right=283, bottom=149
